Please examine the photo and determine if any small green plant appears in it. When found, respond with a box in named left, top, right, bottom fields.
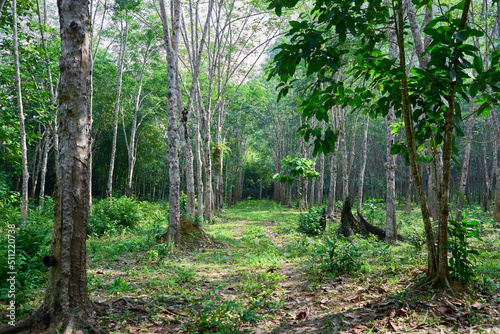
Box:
left=184, top=293, right=263, bottom=333
left=108, top=277, right=130, bottom=293
left=297, top=206, right=326, bottom=236
left=146, top=249, right=159, bottom=261
left=446, top=215, right=482, bottom=284
left=312, top=235, right=362, bottom=276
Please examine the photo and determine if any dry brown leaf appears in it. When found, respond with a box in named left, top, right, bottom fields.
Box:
left=396, top=307, right=409, bottom=316
left=389, top=320, right=401, bottom=332
left=471, top=301, right=483, bottom=309
left=349, top=324, right=367, bottom=334
left=296, top=310, right=307, bottom=320
left=349, top=294, right=365, bottom=302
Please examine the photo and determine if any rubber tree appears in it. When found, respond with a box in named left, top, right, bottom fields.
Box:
left=159, top=0, right=182, bottom=245
left=2, top=0, right=94, bottom=331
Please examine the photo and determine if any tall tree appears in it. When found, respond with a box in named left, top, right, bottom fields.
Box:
left=4, top=0, right=94, bottom=331
left=12, top=0, right=29, bottom=225
left=159, top=0, right=182, bottom=244
left=107, top=0, right=129, bottom=199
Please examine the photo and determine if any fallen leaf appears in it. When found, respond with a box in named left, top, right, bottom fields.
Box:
left=396, top=307, right=409, bottom=316
left=349, top=324, right=367, bottom=334
left=471, top=301, right=483, bottom=309
left=296, top=310, right=307, bottom=320
left=389, top=320, right=401, bottom=332
left=349, top=295, right=365, bottom=302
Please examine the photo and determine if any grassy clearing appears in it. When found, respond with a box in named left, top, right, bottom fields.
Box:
left=1, top=198, right=499, bottom=333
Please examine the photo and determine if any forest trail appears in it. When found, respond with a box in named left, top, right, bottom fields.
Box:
left=198, top=201, right=500, bottom=334
left=4, top=200, right=499, bottom=333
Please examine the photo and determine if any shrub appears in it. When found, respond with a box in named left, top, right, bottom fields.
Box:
left=89, top=196, right=143, bottom=235
left=312, top=234, right=362, bottom=276
left=297, top=206, right=326, bottom=236
left=0, top=198, right=53, bottom=303
left=446, top=215, right=482, bottom=284
left=183, top=292, right=263, bottom=333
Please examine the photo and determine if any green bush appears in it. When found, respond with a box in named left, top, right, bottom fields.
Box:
left=312, top=234, right=362, bottom=276
left=297, top=206, right=326, bottom=236
left=0, top=197, right=53, bottom=302
left=446, top=215, right=482, bottom=284
left=89, top=196, right=143, bottom=235
left=183, top=292, right=263, bottom=333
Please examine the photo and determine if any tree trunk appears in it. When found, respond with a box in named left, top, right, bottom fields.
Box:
left=195, top=95, right=204, bottom=223
left=357, top=116, right=370, bottom=213
left=455, top=101, right=476, bottom=221
left=404, top=167, right=413, bottom=213
left=385, top=15, right=398, bottom=243
left=159, top=0, right=182, bottom=244
left=491, top=111, right=500, bottom=222
left=326, top=122, right=339, bottom=217
left=39, top=134, right=51, bottom=205
left=13, top=0, right=29, bottom=225
left=124, top=45, right=150, bottom=198
left=107, top=11, right=129, bottom=199
left=3, top=1, right=95, bottom=331
left=395, top=0, right=438, bottom=278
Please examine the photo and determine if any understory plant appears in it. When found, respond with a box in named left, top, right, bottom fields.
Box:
left=312, top=234, right=362, bottom=276
left=297, top=206, right=326, bottom=236
left=446, top=215, right=482, bottom=284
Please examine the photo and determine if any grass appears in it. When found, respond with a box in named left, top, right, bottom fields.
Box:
left=1, top=199, right=499, bottom=333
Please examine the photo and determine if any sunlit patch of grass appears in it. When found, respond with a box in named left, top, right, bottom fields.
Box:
left=235, top=271, right=285, bottom=297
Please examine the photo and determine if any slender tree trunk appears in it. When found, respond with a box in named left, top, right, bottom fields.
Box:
left=326, top=140, right=339, bottom=217
left=317, top=151, right=325, bottom=205
left=195, top=95, right=204, bottom=223
left=124, top=45, right=150, bottom=198
left=107, top=12, right=129, bottom=199
left=31, top=139, right=43, bottom=200
left=39, top=135, right=51, bottom=205
left=395, top=0, right=438, bottom=278
left=13, top=0, right=29, bottom=225
left=357, top=116, right=370, bottom=213
left=385, top=15, right=398, bottom=243
left=405, top=167, right=413, bottom=213
left=159, top=0, right=182, bottom=244
left=491, top=111, right=500, bottom=222
left=456, top=102, right=476, bottom=221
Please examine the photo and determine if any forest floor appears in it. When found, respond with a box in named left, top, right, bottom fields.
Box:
left=4, top=200, right=500, bottom=333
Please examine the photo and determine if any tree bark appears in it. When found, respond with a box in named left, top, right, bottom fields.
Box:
left=326, top=107, right=340, bottom=217
left=12, top=0, right=29, bottom=225
left=395, top=0, right=438, bottom=278
left=124, top=44, right=150, bottom=198
left=455, top=102, right=476, bottom=221
left=385, top=11, right=398, bottom=243
left=39, top=134, right=51, bottom=205
left=0, top=1, right=96, bottom=331
left=491, top=111, right=500, bottom=222
left=357, top=115, right=370, bottom=213
left=159, top=0, right=182, bottom=244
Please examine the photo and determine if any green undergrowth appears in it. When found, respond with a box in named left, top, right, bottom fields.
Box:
left=0, top=198, right=499, bottom=332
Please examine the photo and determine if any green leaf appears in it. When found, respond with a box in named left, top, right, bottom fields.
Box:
left=473, top=56, right=483, bottom=73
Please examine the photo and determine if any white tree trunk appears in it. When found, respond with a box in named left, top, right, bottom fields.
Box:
left=357, top=116, right=369, bottom=213
left=159, top=0, right=182, bottom=244
left=13, top=0, right=29, bottom=225
left=107, top=12, right=129, bottom=199
left=455, top=101, right=476, bottom=221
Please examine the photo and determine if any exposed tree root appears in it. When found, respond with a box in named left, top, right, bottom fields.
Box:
left=0, top=303, right=105, bottom=334
left=339, top=198, right=411, bottom=242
